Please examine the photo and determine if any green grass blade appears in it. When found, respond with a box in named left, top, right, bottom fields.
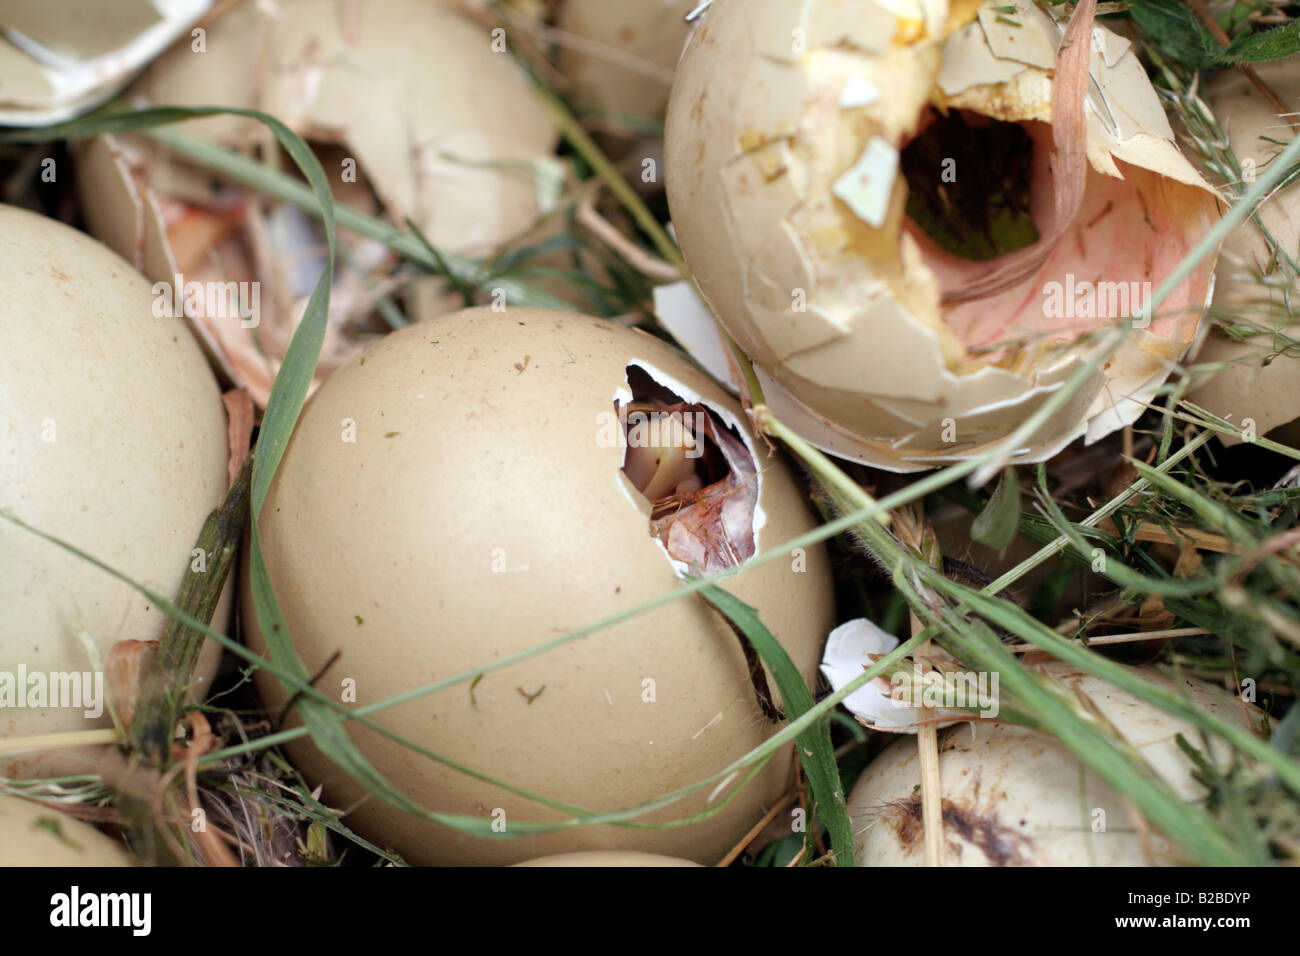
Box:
left=971, top=466, right=1021, bottom=549
left=700, top=585, right=854, bottom=866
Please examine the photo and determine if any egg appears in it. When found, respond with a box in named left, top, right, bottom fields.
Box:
left=0, top=205, right=230, bottom=779
left=514, top=850, right=701, bottom=867
left=1187, top=56, right=1300, bottom=445
left=555, top=0, right=697, bottom=129
left=0, top=794, right=134, bottom=866
left=242, top=306, right=834, bottom=865
left=848, top=661, right=1263, bottom=865
left=664, top=0, right=1220, bottom=471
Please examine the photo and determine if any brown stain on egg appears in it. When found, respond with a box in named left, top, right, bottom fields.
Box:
left=879, top=794, right=1033, bottom=866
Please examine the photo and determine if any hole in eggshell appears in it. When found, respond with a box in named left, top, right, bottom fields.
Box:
left=901, top=109, right=1041, bottom=264
left=618, top=365, right=760, bottom=574
left=901, top=110, right=1200, bottom=357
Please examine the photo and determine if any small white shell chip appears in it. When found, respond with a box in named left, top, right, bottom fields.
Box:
left=839, top=74, right=880, bottom=108
left=819, top=618, right=970, bottom=732
left=831, top=137, right=898, bottom=229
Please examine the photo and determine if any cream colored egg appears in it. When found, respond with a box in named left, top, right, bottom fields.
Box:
left=0, top=794, right=134, bottom=866
left=514, top=850, right=701, bottom=867
left=664, top=0, right=1219, bottom=471
left=849, top=661, right=1264, bottom=865
left=556, top=0, right=697, bottom=128
left=243, top=307, right=833, bottom=865
left=1188, top=56, right=1300, bottom=445
left=0, top=205, right=229, bottom=779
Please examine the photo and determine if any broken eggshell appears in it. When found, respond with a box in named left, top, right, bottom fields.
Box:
left=1187, top=56, right=1300, bottom=446
left=663, top=0, right=1221, bottom=472
left=241, top=307, right=834, bottom=866
left=0, top=0, right=211, bottom=126
left=75, top=0, right=561, bottom=408
left=819, top=618, right=971, bottom=731
left=132, top=0, right=560, bottom=256
left=0, top=205, right=229, bottom=780
left=848, top=660, right=1265, bottom=865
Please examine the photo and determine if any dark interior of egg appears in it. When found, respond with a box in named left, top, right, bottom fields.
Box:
left=900, top=106, right=1201, bottom=356
left=619, top=365, right=759, bottom=573
left=901, top=110, right=1040, bottom=263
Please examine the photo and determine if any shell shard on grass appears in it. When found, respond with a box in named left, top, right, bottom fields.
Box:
left=818, top=618, right=971, bottom=731
left=74, top=0, right=560, bottom=408
left=663, top=0, right=1222, bottom=472
left=1187, top=55, right=1300, bottom=447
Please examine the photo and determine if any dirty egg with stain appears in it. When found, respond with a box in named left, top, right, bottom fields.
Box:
left=242, top=307, right=834, bottom=865
left=848, top=660, right=1267, bottom=865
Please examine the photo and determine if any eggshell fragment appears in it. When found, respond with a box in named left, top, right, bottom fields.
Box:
left=133, top=0, right=559, bottom=256
left=75, top=0, right=562, bottom=408
left=1187, top=56, right=1300, bottom=446
left=0, top=0, right=211, bottom=125
left=849, top=661, right=1264, bottom=865
left=664, top=0, right=1220, bottom=472
left=0, top=205, right=229, bottom=779
left=242, top=307, right=834, bottom=866
left=818, top=618, right=971, bottom=731
left=0, top=794, right=134, bottom=866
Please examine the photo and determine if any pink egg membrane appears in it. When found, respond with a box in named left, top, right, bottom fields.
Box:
left=902, top=118, right=1208, bottom=364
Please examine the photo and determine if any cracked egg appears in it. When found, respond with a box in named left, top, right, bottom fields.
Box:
left=0, top=205, right=229, bottom=780
left=663, top=0, right=1221, bottom=472
left=241, top=306, right=833, bottom=865
left=848, top=660, right=1264, bottom=865
left=75, top=0, right=560, bottom=409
